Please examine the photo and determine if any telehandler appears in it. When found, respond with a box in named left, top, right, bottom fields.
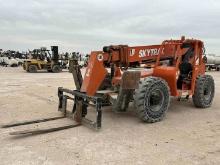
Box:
left=2, top=36, right=215, bottom=135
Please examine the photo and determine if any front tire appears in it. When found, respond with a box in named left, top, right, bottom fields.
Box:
left=192, top=75, right=215, bottom=108
left=134, top=77, right=170, bottom=123
left=28, top=65, right=37, bottom=73
left=52, top=65, right=61, bottom=73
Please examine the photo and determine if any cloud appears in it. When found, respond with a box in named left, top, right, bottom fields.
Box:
left=0, top=0, right=220, bottom=54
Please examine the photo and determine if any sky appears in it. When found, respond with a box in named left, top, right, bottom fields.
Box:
left=0, top=0, right=220, bottom=54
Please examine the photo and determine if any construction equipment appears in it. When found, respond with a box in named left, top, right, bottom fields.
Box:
left=67, top=52, right=89, bottom=70
left=23, top=46, right=65, bottom=73
left=2, top=36, right=215, bottom=135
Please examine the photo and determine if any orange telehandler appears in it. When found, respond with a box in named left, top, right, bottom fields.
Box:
left=2, top=36, right=215, bottom=135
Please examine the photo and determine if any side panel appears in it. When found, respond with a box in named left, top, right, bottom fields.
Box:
left=80, top=52, right=108, bottom=96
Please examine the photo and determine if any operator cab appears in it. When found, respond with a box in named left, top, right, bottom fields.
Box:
left=177, top=42, right=194, bottom=89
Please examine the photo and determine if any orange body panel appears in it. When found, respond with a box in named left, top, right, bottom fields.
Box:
left=111, top=67, right=122, bottom=86
left=153, top=66, right=179, bottom=96
left=80, top=51, right=108, bottom=96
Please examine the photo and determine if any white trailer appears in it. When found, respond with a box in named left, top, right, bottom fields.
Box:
left=0, top=57, right=19, bottom=67
left=206, top=54, right=220, bottom=71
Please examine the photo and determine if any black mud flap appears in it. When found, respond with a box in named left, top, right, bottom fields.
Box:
left=121, top=71, right=140, bottom=89
left=112, top=71, right=140, bottom=112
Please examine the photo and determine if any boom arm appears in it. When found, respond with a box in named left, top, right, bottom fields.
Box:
left=80, top=37, right=205, bottom=96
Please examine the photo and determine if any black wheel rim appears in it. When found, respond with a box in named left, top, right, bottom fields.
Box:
left=203, top=83, right=212, bottom=101
left=147, top=89, right=164, bottom=112
left=53, top=66, right=59, bottom=72
left=30, top=66, right=35, bottom=72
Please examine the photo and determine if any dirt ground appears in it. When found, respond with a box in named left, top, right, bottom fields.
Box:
left=0, top=67, right=219, bottom=165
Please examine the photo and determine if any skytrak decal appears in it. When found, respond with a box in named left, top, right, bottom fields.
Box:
left=130, top=49, right=135, bottom=56
left=139, top=48, right=160, bottom=57
left=129, top=48, right=164, bottom=57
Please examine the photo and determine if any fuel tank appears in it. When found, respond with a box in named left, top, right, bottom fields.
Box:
left=206, top=54, right=220, bottom=65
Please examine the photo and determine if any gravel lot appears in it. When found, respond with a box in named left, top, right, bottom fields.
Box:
left=0, top=67, right=219, bottom=165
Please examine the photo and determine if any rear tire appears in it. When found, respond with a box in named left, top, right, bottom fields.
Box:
left=192, top=75, right=215, bottom=108
left=134, top=77, right=170, bottom=123
left=52, top=65, right=61, bottom=73
left=28, top=65, right=37, bottom=73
